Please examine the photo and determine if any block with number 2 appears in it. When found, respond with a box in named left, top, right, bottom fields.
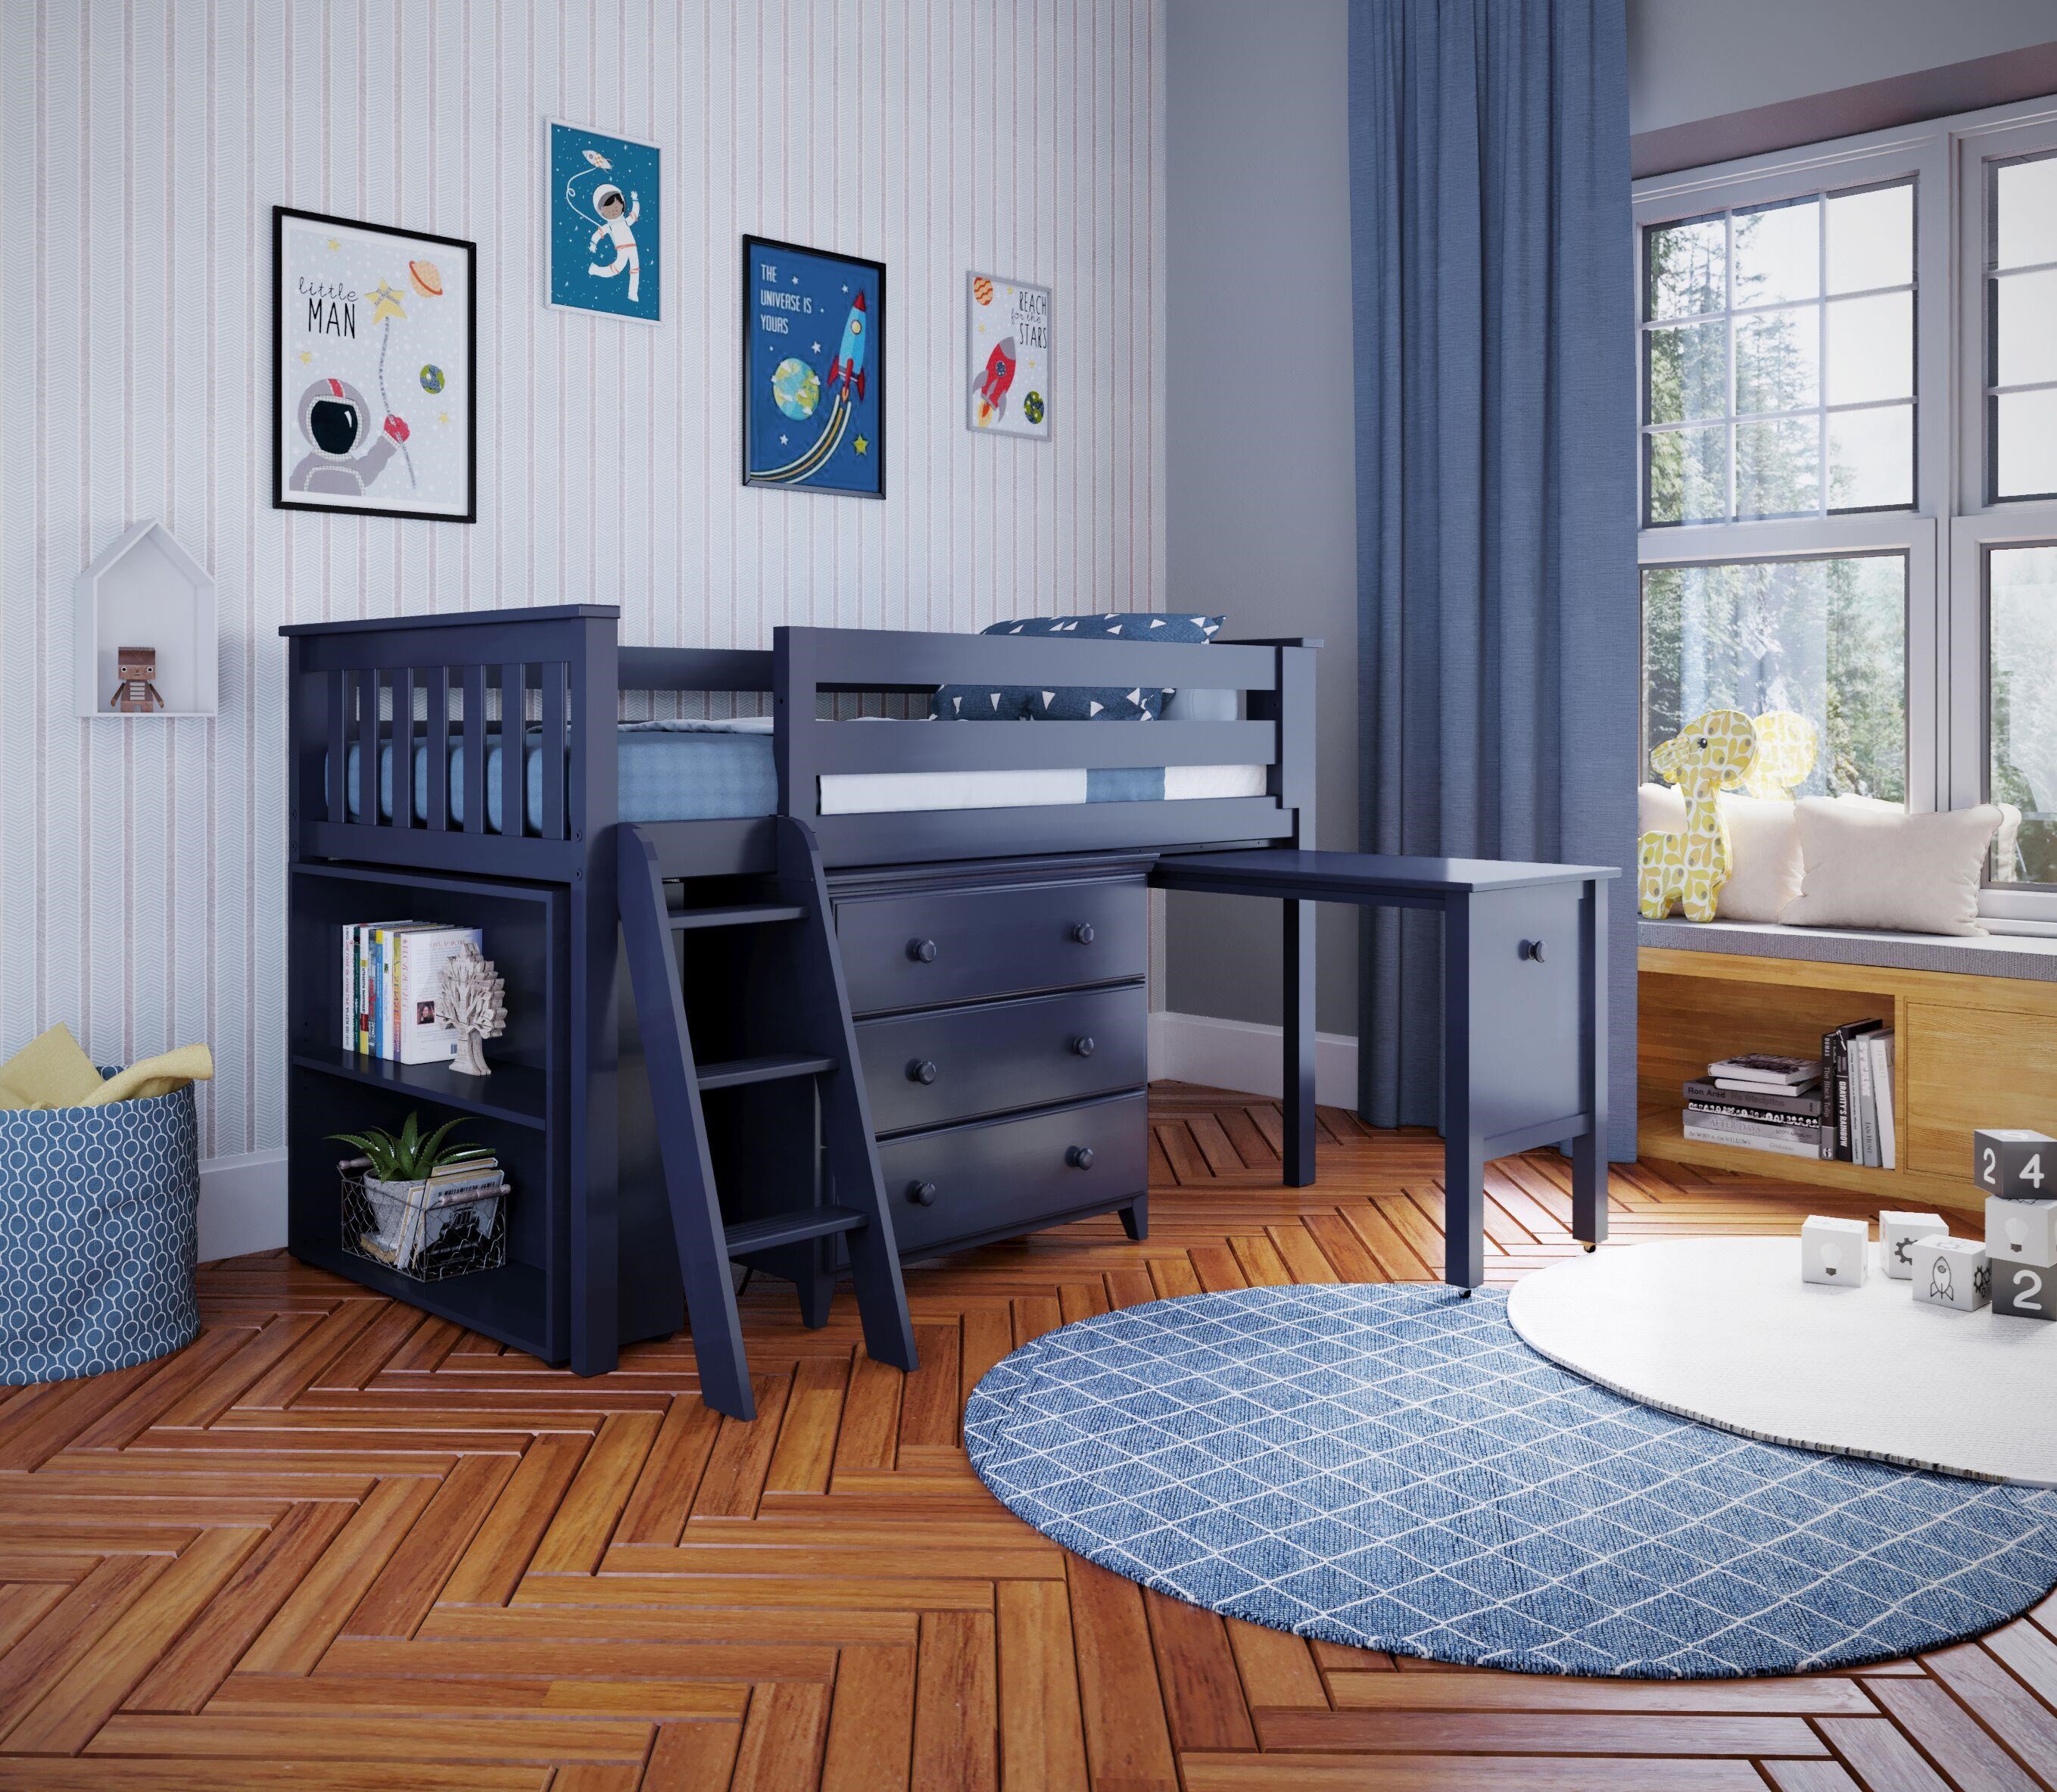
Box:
left=1993, top=1259, right=2056, bottom=1322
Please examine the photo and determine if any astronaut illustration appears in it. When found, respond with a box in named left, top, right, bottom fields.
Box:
left=288, top=376, right=410, bottom=498
left=1929, top=1254, right=1955, bottom=1303
left=587, top=185, right=641, bottom=304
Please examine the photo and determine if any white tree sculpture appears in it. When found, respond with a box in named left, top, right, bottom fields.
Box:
left=438, top=943, right=507, bottom=1077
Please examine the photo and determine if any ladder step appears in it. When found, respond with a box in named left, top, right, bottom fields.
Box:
left=696, top=1052, right=837, bottom=1092
left=669, top=903, right=807, bottom=932
left=724, top=1204, right=867, bottom=1255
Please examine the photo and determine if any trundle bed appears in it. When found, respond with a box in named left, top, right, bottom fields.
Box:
left=283, top=605, right=1315, bottom=1379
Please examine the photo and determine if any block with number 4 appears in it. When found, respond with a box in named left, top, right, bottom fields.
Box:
left=1973, top=1128, right=2055, bottom=1201
left=1985, top=1195, right=2057, bottom=1267
left=1909, top=1234, right=1990, bottom=1312
left=1993, top=1259, right=2057, bottom=1321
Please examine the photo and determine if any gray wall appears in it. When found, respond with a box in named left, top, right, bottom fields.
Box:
left=1627, top=0, right=2057, bottom=132
left=1163, top=0, right=1360, bottom=1035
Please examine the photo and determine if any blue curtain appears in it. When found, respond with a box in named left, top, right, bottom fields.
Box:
left=1349, top=0, right=1639, bottom=1157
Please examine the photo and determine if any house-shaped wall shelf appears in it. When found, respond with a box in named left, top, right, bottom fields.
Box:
left=75, top=521, right=218, bottom=718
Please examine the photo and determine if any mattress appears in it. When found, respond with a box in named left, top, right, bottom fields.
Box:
left=341, top=718, right=1267, bottom=831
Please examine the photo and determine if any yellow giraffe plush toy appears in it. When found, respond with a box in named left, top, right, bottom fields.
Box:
left=1638, top=709, right=1759, bottom=921
left=1741, top=708, right=1819, bottom=800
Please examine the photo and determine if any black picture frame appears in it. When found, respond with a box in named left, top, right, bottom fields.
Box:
left=273, top=205, right=478, bottom=524
left=741, top=234, right=886, bottom=500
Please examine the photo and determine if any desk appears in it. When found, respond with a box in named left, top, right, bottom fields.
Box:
left=1152, top=849, right=1617, bottom=1288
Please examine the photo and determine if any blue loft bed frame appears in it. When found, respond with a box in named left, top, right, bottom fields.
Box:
left=282, top=604, right=1315, bottom=1373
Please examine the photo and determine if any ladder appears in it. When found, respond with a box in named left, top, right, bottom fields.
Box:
left=617, top=816, right=918, bottom=1419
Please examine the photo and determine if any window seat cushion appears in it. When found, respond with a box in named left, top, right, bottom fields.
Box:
left=1639, top=916, right=2057, bottom=983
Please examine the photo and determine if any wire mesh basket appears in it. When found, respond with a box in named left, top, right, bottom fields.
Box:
left=339, top=1157, right=507, bottom=1283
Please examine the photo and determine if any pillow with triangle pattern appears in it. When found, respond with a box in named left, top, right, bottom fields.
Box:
left=930, top=612, right=1223, bottom=720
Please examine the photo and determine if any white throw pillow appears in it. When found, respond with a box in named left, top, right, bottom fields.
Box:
left=1780, top=799, right=2004, bottom=937
left=1635, top=784, right=1803, bottom=922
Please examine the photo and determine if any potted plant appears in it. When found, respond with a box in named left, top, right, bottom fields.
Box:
left=332, top=1112, right=503, bottom=1276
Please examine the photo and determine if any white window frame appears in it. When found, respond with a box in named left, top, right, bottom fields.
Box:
left=1635, top=92, right=2057, bottom=928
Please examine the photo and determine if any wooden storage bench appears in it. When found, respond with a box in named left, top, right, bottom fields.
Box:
left=1638, top=918, right=2057, bottom=1215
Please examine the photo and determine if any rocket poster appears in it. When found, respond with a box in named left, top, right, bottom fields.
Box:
left=273, top=207, right=476, bottom=522
left=547, top=119, right=661, bottom=325
left=742, top=235, right=886, bottom=500
left=967, top=273, right=1051, bottom=441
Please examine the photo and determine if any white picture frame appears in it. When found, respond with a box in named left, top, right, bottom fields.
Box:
left=967, top=272, right=1052, bottom=441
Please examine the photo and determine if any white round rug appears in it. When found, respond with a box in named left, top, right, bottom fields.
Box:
left=1506, top=1237, right=2057, bottom=1486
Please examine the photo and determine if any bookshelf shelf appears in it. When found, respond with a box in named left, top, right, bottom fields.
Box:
left=291, top=1047, right=548, bottom=1129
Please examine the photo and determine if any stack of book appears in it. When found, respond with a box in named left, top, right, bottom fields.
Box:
left=1682, top=1053, right=1825, bottom=1159
left=1819, top=1019, right=1896, bottom=1167
left=342, top=922, right=483, bottom=1066
left=356, top=1154, right=504, bottom=1272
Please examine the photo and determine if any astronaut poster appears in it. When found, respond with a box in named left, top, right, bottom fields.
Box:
left=546, top=120, right=660, bottom=325
left=742, top=235, right=886, bottom=500
left=967, top=273, right=1051, bottom=441
left=273, top=207, right=476, bottom=522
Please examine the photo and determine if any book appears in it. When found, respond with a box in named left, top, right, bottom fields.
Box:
left=1819, top=1026, right=1840, bottom=1160
left=1831, top=1021, right=1884, bottom=1161
left=396, top=927, right=482, bottom=1064
left=1713, top=1074, right=1820, bottom=1095
left=344, top=920, right=413, bottom=1057
left=1684, top=1078, right=1824, bottom=1119
left=1682, top=1114, right=1823, bottom=1159
left=1869, top=1030, right=1898, bottom=1170
left=1688, top=1098, right=1826, bottom=1127
left=1706, top=1053, right=1820, bottom=1088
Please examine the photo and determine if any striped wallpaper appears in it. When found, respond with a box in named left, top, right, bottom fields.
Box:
left=0, top=0, right=1167, bottom=1167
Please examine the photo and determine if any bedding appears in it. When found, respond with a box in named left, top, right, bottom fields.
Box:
left=341, top=718, right=1265, bottom=832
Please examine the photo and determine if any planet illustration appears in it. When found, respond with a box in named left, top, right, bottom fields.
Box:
left=407, top=259, right=443, bottom=299
left=419, top=364, right=445, bottom=394
left=1023, top=391, right=1045, bottom=425
left=771, top=357, right=821, bottom=421
left=972, top=276, right=995, bottom=306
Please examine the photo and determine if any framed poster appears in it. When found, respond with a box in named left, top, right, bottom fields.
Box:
left=546, top=118, right=660, bottom=324
left=273, top=207, right=476, bottom=522
left=742, top=235, right=885, bottom=499
left=967, top=272, right=1051, bottom=440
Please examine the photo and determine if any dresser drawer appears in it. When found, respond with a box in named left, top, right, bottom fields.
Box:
left=859, top=986, right=1146, bottom=1135
left=878, top=1093, right=1147, bottom=1257
left=835, top=877, right=1146, bottom=1015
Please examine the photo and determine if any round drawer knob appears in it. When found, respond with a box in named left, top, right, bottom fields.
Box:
left=908, top=1059, right=939, bottom=1085
left=1519, top=938, right=1546, bottom=963
left=1071, top=1036, right=1096, bottom=1058
left=1070, top=922, right=1096, bottom=945
left=905, top=1180, right=937, bottom=1206
left=907, top=937, right=939, bottom=963
left=1067, top=1145, right=1095, bottom=1170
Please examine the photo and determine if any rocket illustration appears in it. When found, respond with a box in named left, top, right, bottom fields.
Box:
left=826, top=291, right=869, bottom=401
left=973, top=336, right=1017, bottom=426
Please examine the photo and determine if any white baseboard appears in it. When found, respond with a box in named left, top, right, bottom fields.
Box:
left=198, top=1148, right=288, bottom=1262
left=1148, top=1009, right=1360, bottom=1108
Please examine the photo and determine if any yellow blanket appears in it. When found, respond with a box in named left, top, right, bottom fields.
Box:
left=0, top=1023, right=213, bottom=1111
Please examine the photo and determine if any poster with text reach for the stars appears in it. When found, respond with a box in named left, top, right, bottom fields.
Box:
left=743, top=238, right=884, bottom=499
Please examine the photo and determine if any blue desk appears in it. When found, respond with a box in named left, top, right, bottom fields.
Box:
left=1152, top=849, right=1618, bottom=1289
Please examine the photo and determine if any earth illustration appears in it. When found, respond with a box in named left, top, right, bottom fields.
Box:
left=771, top=357, right=820, bottom=421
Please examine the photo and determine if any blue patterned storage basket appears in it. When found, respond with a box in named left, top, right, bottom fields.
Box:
left=0, top=1072, right=201, bottom=1385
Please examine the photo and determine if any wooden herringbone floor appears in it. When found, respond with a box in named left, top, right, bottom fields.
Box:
left=2, top=1083, right=2055, bottom=1790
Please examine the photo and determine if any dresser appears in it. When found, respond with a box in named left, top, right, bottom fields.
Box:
left=829, top=854, right=1152, bottom=1257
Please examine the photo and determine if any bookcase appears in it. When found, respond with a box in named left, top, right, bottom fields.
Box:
left=1639, top=943, right=2057, bottom=1215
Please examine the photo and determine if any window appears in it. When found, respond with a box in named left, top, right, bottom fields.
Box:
left=1636, top=95, right=2057, bottom=925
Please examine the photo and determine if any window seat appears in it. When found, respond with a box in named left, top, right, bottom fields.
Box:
left=1638, top=917, right=2057, bottom=983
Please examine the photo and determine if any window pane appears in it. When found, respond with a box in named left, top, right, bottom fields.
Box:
left=1736, top=417, right=1819, bottom=516
left=1826, top=292, right=1914, bottom=405
left=1647, top=214, right=1726, bottom=319
left=1642, top=556, right=1905, bottom=802
left=1990, top=545, right=2057, bottom=886
left=1994, top=153, right=2057, bottom=273
left=1647, top=320, right=1727, bottom=424
left=1734, top=307, right=1818, bottom=413
left=1827, top=404, right=1913, bottom=510
left=1647, top=426, right=1728, bottom=525
left=1995, top=267, right=2057, bottom=387
left=1996, top=388, right=2057, bottom=500
left=1827, top=183, right=1913, bottom=294
left=1734, top=198, right=1819, bottom=307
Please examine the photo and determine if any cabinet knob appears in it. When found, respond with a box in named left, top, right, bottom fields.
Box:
left=1067, top=1145, right=1095, bottom=1170
left=1070, top=921, right=1096, bottom=944
left=1070, top=1035, right=1096, bottom=1058
left=908, top=1058, right=939, bottom=1085
left=905, top=1180, right=937, bottom=1206
left=1519, top=938, right=1546, bottom=963
left=907, top=937, right=939, bottom=963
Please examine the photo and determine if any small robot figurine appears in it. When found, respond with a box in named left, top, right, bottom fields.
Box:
left=110, top=647, right=164, bottom=714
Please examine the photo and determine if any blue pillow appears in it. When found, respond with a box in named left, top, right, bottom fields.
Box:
left=930, top=684, right=1033, bottom=721
left=1027, top=686, right=1163, bottom=721
left=982, top=612, right=1223, bottom=644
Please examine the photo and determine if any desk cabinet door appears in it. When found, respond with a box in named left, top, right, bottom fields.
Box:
left=1459, top=882, right=1588, bottom=1147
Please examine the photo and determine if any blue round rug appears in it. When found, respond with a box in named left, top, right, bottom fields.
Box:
left=964, top=1283, right=2057, bottom=1678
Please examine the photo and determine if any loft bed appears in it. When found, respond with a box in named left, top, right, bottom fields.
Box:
left=282, top=603, right=1315, bottom=1379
